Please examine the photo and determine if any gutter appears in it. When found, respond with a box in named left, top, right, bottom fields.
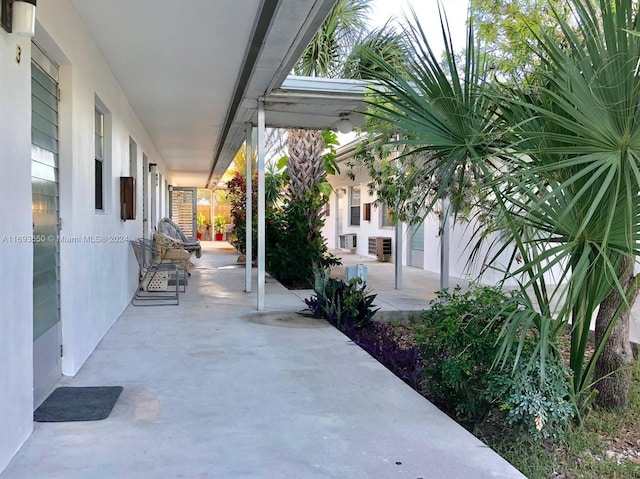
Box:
left=205, top=0, right=280, bottom=189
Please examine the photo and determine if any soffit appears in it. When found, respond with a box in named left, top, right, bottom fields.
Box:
left=70, top=0, right=339, bottom=187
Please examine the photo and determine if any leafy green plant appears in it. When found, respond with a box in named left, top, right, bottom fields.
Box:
left=265, top=197, right=340, bottom=288
left=213, top=215, right=226, bottom=234
left=414, top=285, right=574, bottom=438
left=360, top=0, right=640, bottom=414
left=304, top=277, right=379, bottom=331
left=498, top=358, right=575, bottom=442
left=414, top=285, right=512, bottom=425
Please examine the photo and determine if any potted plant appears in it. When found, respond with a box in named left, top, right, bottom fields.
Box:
left=213, top=215, right=226, bottom=241
left=196, top=213, right=207, bottom=240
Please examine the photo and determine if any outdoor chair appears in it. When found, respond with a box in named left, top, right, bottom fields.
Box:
left=130, top=240, right=180, bottom=306
left=147, top=234, right=190, bottom=292
left=158, top=217, right=202, bottom=258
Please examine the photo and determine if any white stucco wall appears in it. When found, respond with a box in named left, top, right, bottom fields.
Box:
left=35, top=0, right=170, bottom=375
left=0, top=32, right=36, bottom=473
left=327, top=165, right=396, bottom=260
left=325, top=156, right=527, bottom=288
left=1, top=0, right=171, bottom=471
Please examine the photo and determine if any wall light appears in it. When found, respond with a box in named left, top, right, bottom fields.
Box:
left=335, top=114, right=353, bottom=134
left=1, top=0, right=36, bottom=37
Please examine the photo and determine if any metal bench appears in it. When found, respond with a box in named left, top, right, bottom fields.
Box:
left=130, top=239, right=180, bottom=306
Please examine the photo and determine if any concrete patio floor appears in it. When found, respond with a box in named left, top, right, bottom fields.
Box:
left=1, top=241, right=526, bottom=479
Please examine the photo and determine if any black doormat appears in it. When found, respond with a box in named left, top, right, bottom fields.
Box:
left=34, top=386, right=123, bottom=422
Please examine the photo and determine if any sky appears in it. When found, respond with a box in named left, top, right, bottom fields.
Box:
left=335, top=0, right=470, bottom=145
left=370, top=0, right=469, bottom=53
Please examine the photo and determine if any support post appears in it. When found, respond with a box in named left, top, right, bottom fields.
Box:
left=395, top=219, right=403, bottom=289
left=440, top=196, right=450, bottom=291
left=257, top=100, right=266, bottom=310
left=393, top=135, right=403, bottom=290
left=245, top=122, right=253, bottom=293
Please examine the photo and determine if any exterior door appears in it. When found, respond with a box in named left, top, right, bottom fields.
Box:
left=31, top=45, right=61, bottom=406
left=408, top=223, right=424, bottom=268
left=170, top=187, right=197, bottom=239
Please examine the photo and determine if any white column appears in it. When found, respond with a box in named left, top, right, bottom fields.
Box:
left=440, top=196, right=450, bottom=290
left=393, top=136, right=403, bottom=290
left=257, top=100, right=266, bottom=310
left=245, top=122, right=253, bottom=293
left=395, top=218, right=403, bottom=289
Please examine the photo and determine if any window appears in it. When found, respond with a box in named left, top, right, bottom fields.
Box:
left=380, top=203, right=395, bottom=227
left=129, top=137, right=138, bottom=179
left=95, top=108, right=104, bottom=210
left=349, top=186, right=361, bottom=226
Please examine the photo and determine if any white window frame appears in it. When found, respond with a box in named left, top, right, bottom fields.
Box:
left=349, top=186, right=361, bottom=226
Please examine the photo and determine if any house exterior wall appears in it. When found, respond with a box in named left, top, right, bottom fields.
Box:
left=326, top=164, right=397, bottom=260
left=0, top=32, right=36, bottom=472
left=323, top=148, right=522, bottom=287
left=0, top=0, right=170, bottom=470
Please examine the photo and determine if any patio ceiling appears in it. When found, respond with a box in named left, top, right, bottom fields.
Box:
left=70, top=0, right=360, bottom=188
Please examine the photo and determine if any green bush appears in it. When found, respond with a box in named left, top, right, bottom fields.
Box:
left=265, top=198, right=339, bottom=288
left=498, top=359, right=574, bottom=442
left=304, top=276, right=379, bottom=332
left=414, top=285, right=574, bottom=439
left=415, top=285, right=510, bottom=424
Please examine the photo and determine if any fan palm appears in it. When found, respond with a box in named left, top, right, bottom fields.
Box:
left=362, top=0, right=640, bottom=412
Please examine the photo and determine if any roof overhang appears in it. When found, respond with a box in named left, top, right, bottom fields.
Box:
left=68, top=0, right=343, bottom=188
left=205, top=75, right=369, bottom=187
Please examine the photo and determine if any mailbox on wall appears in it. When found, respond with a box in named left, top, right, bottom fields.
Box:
left=120, top=176, right=136, bottom=221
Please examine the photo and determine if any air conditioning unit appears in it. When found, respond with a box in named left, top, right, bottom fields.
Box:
left=368, top=236, right=392, bottom=262
left=340, top=233, right=357, bottom=251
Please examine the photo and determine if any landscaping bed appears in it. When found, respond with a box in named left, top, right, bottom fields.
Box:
left=305, top=280, right=640, bottom=479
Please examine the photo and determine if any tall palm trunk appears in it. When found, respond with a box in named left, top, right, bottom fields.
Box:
left=286, top=128, right=326, bottom=233
left=593, top=256, right=638, bottom=409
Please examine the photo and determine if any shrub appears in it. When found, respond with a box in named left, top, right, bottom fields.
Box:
left=498, top=359, right=574, bottom=442
left=304, top=277, right=379, bottom=331
left=414, top=284, right=574, bottom=439
left=414, top=285, right=512, bottom=424
left=265, top=199, right=340, bottom=288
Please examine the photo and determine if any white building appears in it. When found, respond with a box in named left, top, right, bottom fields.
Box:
left=0, top=0, right=354, bottom=471
left=323, top=138, right=516, bottom=286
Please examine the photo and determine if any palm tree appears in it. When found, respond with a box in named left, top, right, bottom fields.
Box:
left=286, top=0, right=407, bottom=231
left=361, top=0, right=640, bottom=412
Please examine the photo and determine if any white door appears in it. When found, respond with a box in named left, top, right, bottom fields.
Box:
left=31, top=44, right=61, bottom=406
left=408, top=223, right=424, bottom=268
left=170, top=187, right=197, bottom=239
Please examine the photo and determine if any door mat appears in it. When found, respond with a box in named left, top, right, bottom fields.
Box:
left=34, top=386, right=123, bottom=422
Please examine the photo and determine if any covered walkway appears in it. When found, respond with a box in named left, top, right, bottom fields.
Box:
left=1, top=242, right=524, bottom=479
